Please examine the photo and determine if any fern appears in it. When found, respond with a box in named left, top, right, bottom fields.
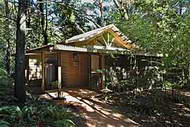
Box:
left=0, top=120, right=10, bottom=127
left=0, top=102, right=76, bottom=127
left=53, top=119, right=75, bottom=127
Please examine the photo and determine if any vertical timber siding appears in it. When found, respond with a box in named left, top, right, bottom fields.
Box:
left=61, top=52, right=89, bottom=87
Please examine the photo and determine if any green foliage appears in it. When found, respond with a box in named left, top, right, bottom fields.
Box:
left=0, top=106, right=23, bottom=124
left=117, top=15, right=156, bottom=51
left=163, top=81, right=173, bottom=89
left=53, top=120, right=75, bottom=127
left=0, top=101, right=75, bottom=127
left=0, top=68, right=7, bottom=78
left=0, top=120, right=10, bottom=127
left=50, top=80, right=59, bottom=89
left=103, top=65, right=162, bottom=92
left=116, top=0, right=190, bottom=89
left=103, top=54, right=164, bottom=92
left=0, top=68, right=13, bottom=97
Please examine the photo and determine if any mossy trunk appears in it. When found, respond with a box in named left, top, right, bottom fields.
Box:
left=15, top=0, right=28, bottom=102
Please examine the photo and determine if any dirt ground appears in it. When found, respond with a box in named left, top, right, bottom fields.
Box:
left=41, top=88, right=140, bottom=127
left=97, top=89, right=190, bottom=127
left=40, top=88, right=190, bottom=127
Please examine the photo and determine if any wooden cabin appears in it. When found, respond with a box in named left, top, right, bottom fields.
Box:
left=25, top=24, right=160, bottom=92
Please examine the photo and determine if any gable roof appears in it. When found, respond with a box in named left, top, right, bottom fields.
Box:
left=65, top=24, right=137, bottom=49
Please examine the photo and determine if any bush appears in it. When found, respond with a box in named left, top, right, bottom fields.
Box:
left=0, top=101, right=75, bottom=127
left=102, top=66, right=162, bottom=92
left=0, top=68, right=13, bottom=97
left=0, top=120, right=10, bottom=127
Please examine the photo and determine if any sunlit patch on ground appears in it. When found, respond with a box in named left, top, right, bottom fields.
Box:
left=41, top=88, right=140, bottom=127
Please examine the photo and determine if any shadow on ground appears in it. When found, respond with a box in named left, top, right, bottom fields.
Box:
left=97, top=89, right=190, bottom=127
left=41, top=88, right=140, bottom=127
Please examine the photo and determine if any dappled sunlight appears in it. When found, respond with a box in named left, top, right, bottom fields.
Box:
left=112, top=112, right=123, bottom=118
left=42, top=88, right=140, bottom=127
left=99, top=89, right=190, bottom=127
left=40, top=88, right=190, bottom=126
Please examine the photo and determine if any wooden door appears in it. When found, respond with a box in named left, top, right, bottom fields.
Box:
left=90, top=55, right=101, bottom=89
left=44, top=56, right=58, bottom=89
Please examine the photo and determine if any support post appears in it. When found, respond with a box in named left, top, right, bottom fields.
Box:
left=26, top=56, right=29, bottom=85
left=99, top=55, right=105, bottom=89
left=102, top=55, right=105, bottom=89
left=88, top=54, right=91, bottom=87
left=58, top=66, right=62, bottom=89
left=41, top=52, right=45, bottom=91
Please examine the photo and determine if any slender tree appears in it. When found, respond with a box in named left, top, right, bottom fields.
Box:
left=3, top=0, right=11, bottom=75
left=15, top=0, right=28, bottom=102
left=38, top=0, right=48, bottom=45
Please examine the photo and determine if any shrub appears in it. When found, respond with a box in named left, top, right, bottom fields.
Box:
left=0, top=101, right=75, bottom=127
left=102, top=66, right=162, bottom=92
left=0, top=120, right=10, bottom=127
left=0, top=68, right=13, bottom=98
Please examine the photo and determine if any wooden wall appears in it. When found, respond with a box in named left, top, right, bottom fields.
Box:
left=61, top=52, right=90, bottom=87
left=26, top=51, right=102, bottom=89
left=91, top=55, right=100, bottom=72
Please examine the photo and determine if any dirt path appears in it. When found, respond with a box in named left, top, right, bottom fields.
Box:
left=42, top=88, right=139, bottom=127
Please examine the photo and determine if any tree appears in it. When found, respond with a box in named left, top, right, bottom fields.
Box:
left=117, top=0, right=190, bottom=88
left=113, top=0, right=135, bottom=20
left=3, top=0, right=11, bottom=75
left=15, top=0, right=28, bottom=102
left=38, top=0, right=48, bottom=45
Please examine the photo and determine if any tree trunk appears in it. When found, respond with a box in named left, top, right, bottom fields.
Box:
left=113, top=0, right=129, bottom=20
left=15, top=0, right=28, bottom=102
left=26, top=0, right=31, bottom=28
left=4, top=0, right=11, bottom=75
left=44, top=2, right=48, bottom=44
left=98, top=0, right=104, bottom=26
left=39, top=0, right=48, bottom=45
left=185, top=65, right=190, bottom=88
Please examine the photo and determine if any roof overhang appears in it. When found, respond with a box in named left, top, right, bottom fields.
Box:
left=26, top=45, right=53, bottom=54
left=25, top=44, right=129, bottom=55
left=26, top=44, right=163, bottom=57
left=54, top=44, right=129, bottom=54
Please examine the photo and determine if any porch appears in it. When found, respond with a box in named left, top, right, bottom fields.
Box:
left=25, top=47, right=107, bottom=92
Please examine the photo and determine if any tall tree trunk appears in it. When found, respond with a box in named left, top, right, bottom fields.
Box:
left=98, top=0, right=104, bottom=26
left=39, top=0, right=48, bottom=45
left=26, top=0, right=31, bottom=28
left=15, top=0, right=28, bottom=102
left=179, top=1, right=183, bottom=15
left=4, top=0, right=11, bottom=75
left=113, top=0, right=129, bottom=20
left=185, top=65, right=190, bottom=88
left=44, top=2, right=48, bottom=44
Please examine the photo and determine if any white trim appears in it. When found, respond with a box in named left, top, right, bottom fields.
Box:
left=54, top=44, right=163, bottom=57
left=54, top=44, right=88, bottom=52
left=54, top=44, right=128, bottom=54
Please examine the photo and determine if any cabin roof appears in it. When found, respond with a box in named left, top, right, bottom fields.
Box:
left=64, top=24, right=136, bottom=49
left=26, top=24, right=163, bottom=57
left=65, top=24, right=131, bottom=43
